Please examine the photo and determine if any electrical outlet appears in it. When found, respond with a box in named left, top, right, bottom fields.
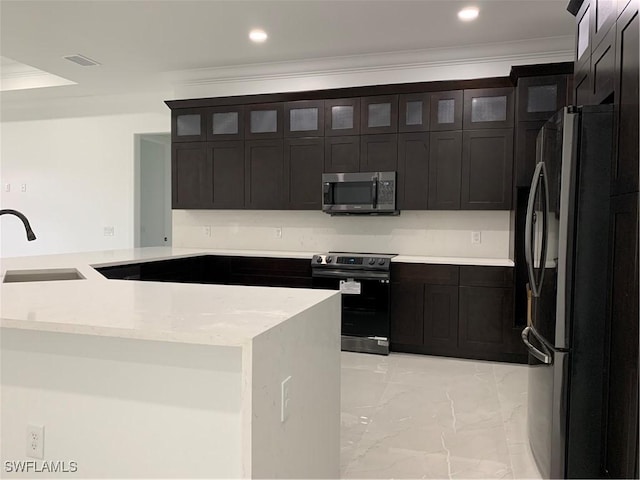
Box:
left=471, top=231, right=482, bottom=244
left=4, top=183, right=10, bottom=192
left=21, top=184, right=27, bottom=193
left=275, top=227, right=282, bottom=239
left=103, top=226, right=115, bottom=236
left=203, top=226, right=212, bottom=237
left=26, top=424, right=44, bottom=459
left=281, top=375, right=292, bottom=423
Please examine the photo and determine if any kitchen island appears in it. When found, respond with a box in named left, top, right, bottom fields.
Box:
left=1, top=248, right=341, bottom=478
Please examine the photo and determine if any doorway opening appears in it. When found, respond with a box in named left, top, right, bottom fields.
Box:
left=134, top=133, right=172, bottom=248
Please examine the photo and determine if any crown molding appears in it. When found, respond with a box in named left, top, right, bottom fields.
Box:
left=171, top=36, right=574, bottom=94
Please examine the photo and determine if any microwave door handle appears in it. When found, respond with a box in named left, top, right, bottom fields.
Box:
left=371, top=180, right=378, bottom=207
left=323, top=182, right=333, bottom=205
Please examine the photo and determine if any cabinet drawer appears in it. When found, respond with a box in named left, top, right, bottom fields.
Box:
left=391, top=263, right=459, bottom=285
left=459, top=266, right=514, bottom=287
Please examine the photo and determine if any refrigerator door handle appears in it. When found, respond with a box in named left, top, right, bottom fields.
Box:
left=525, top=161, right=548, bottom=297
left=521, top=326, right=553, bottom=364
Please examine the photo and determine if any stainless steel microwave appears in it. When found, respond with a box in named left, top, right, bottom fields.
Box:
left=322, top=171, right=398, bottom=215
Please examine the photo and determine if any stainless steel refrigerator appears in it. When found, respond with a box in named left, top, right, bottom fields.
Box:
left=521, top=105, right=613, bottom=479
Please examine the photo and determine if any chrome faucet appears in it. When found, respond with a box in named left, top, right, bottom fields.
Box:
left=0, top=209, right=36, bottom=241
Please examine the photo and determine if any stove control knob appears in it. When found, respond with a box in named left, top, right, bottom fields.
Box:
left=368, top=258, right=376, bottom=265
left=378, top=258, right=386, bottom=265
left=326, top=256, right=333, bottom=263
left=315, top=256, right=322, bottom=263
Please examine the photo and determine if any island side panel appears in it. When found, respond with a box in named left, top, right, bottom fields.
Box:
left=1, top=328, right=244, bottom=478
left=249, top=293, right=341, bottom=479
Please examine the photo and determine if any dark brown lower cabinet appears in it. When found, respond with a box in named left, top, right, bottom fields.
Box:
left=390, top=280, right=424, bottom=345
left=458, top=286, right=513, bottom=354
left=284, top=137, right=323, bottom=209
left=602, top=192, right=638, bottom=479
left=390, top=263, right=524, bottom=362
left=172, top=142, right=210, bottom=209
left=244, top=139, right=284, bottom=209
left=423, top=285, right=458, bottom=350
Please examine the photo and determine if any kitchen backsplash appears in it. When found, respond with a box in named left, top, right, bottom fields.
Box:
left=172, top=210, right=511, bottom=258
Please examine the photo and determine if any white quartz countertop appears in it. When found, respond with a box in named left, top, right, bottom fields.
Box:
left=391, top=255, right=515, bottom=267
left=0, top=247, right=337, bottom=347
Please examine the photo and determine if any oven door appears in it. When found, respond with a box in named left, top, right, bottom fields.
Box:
left=312, top=270, right=390, bottom=354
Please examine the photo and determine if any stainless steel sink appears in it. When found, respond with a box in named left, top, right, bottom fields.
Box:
left=3, top=268, right=86, bottom=283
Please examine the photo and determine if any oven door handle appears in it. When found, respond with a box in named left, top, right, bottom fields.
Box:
left=311, top=269, right=390, bottom=281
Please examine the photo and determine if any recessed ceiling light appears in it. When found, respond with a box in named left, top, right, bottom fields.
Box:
left=249, top=29, right=268, bottom=43
left=458, top=7, right=479, bottom=21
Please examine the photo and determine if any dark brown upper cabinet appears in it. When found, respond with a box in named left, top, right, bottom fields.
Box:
left=208, top=141, right=245, bottom=208
left=576, top=1, right=592, bottom=70
left=397, top=132, right=429, bottom=210
left=244, top=139, right=284, bottom=209
left=399, top=93, right=430, bottom=132
left=574, top=62, right=593, bottom=105
left=324, top=136, right=360, bottom=173
left=515, top=120, right=546, bottom=187
left=360, top=95, right=398, bottom=134
left=244, top=103, right=283, bottom=140
left=172, top=108, right=206, bottom=142
left=360, top=134, right=398, bottom=172
left=463, top=87, right=514, bottom=129
left=461, top=129, right=513, bottom=210
left=428, top=131, right=462, bottom=210
left=592, top=0, right=618, bottom=50
left=612, top=2, right=639, bottom=194
left=172, top=143, right=210, bottom=208
left=284, top=100, right=324, bottom=137
left=207, top=106, right=245, bottom=141
left=592, top=25, right=617, bottom=103
left=284, top=137, right=324, bottom=209
left=430, top=90, right=463, bottom=131
left=517, top=75, right=569, bottom=122
left=325, top=98, right=360, bottom=136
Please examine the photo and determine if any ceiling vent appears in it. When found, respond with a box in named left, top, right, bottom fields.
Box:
left=63, top=54, right=100, bottom=67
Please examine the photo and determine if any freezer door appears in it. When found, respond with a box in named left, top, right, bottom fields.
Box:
left=525, top=326, right=569, bottom=479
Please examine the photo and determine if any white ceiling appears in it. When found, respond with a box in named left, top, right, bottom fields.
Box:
left=0, top=0, right=575, bottom=105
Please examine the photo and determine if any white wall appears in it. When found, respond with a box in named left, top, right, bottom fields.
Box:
left=173, top=209, right=511, bottom=258
left=0, top=112, right=169, bottom=257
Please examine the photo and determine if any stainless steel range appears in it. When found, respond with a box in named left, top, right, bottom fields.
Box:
left=311, top=252, right=395, bottom=355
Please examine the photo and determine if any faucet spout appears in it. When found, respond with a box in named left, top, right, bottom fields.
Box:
left=0, top=209, right=37, bottom=241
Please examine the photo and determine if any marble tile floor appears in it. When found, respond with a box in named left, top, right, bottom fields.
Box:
left=340, top=352, right=543, bottom=479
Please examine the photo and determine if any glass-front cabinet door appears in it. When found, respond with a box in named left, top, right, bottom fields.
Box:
left=207, top=106, right=244, bottom=141
left=325, top=98, right=361, bottom=136
left=463, top=87, right=514, bottom=129
left=284, top=100, right=324, bottom=137
left=244, top=103, right=283, bottom=140
left=429, top=91, right=463, bottom=131
left=172, top=108, right=206, bottom=142
left=360, top=95, right=398, bottom=134
left=399, top=93, right=430, bottom=132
